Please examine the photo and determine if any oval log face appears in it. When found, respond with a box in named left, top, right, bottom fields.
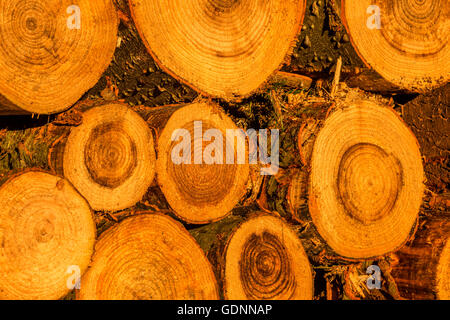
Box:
left=308, top=101, right=424, bottom=259
left=0, top=171, right=95, bottom=300
left=223, top=214, right=313, bottom=300
left=63, top=103, right=156, bottom=212
left=78, top=214, right=219, bottom=300
left=129, top=0, right=306, bottom=100
left=342, top=0, right=449, bottom=92
left=155, top=102, right=250, bottom=224
left=0, top=0, right=118, bottom=114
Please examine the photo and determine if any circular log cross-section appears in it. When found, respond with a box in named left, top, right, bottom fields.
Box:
left=129, top=0, right=306, bottom=100
left=0, top=171, right=95, bottom=300
left=62, top=103, right=156, bottom=211
left=222, top=214, right=313, bottom=300
left=0, top=0, right=118, bottom=115
left=152, top=103, right=250, bottom=224
left=309, top=101, right=424, bottom=259
left=342, top=0, right=449, bottom=92
left=78, top=214, right=219, bottom=300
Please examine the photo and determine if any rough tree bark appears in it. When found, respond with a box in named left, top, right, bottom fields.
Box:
left=402, top=83, right=450, bottom=193
left=391, top=212, right=450, bottom=300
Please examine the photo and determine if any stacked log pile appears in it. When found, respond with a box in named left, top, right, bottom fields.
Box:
left=0, top=0, right=448, bottom=300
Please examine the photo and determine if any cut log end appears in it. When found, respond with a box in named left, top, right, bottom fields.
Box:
left=342, top=0, right=449, bottom=92
left=308, top=101, right=424, bottom=259
left=78, top=214, right=219, bottom=300
left=0, top=171, right=95, bottom=300
left=0, top=0, right=118, bottom=114
left=129, top=0, right=306, bottom=100
left=223, top=214, right=313, bottom=300
left=61, top=103, right=156, bottom=211
left=155, top=102, right=249, bottom=224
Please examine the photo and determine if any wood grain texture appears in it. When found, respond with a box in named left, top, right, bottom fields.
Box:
left=129, top=0, right=306, bottom=100
left=0, top=0, right=118, bottom=114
